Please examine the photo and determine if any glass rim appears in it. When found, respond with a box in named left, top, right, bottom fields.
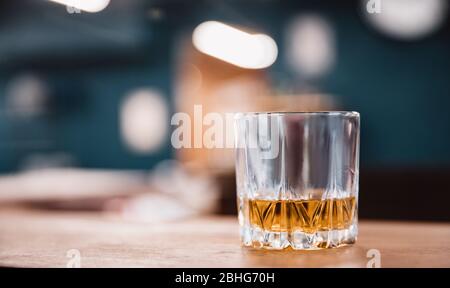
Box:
left=236, top=111, right=360, bottom=117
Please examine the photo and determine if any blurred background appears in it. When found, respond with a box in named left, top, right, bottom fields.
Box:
left=0, top=0, right=449, bottom=222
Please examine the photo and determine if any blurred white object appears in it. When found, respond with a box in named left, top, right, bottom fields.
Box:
left=363, top=0, right=448, bottom=40
left=286, top=14, right=335, bottom=78
left=150, top=160, right=219, bottom=212
left=122, top=160, right=220, bottom=222
left=193, top=21, right=278, bottom=69
left=0, top=163, right=219, bottom=223
left=120, top=89, right=169, bottom=154
left=0, top=168, right=146, bottom=203
left=5, top=74, right=48, bottom=118
left=121, top=194, right=197, bottom=222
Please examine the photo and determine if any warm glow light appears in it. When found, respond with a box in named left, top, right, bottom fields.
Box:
left=192, top=21, right=278, bottom=69
left=48, top=0, right=110, bottom=13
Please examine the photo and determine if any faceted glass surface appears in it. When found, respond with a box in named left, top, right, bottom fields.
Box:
left=235, top=112, right=360, bottom=250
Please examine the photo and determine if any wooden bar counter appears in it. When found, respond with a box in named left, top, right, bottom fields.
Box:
left=0, top=208, right=449, bottom=268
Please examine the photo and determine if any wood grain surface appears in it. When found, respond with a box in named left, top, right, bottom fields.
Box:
left=0, top=208, right=449, bottom=268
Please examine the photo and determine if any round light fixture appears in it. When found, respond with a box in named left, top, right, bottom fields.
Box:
left=120, top=89, right=168, bottom=154
left=363, top=0, right=448, bottom=40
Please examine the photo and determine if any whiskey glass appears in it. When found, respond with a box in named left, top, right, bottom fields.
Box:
left=234, top=112, right=360, bottom=250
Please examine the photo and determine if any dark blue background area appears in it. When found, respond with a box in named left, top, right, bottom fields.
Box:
left=0, top=0, right=449, bottom=172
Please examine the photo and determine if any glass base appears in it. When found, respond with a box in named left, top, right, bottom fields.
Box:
left=240, top=225, right=357, bottom=250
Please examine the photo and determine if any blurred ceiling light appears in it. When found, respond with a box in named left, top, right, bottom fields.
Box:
left=48, top=0, right=110, bottom=13
left=120, top=89, right=168, bottom=154
left=286, top=15, right=335, bottom=79
left=192, top=21, right=278, bottom=69
left=363, top=0, right=448, bottom=40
